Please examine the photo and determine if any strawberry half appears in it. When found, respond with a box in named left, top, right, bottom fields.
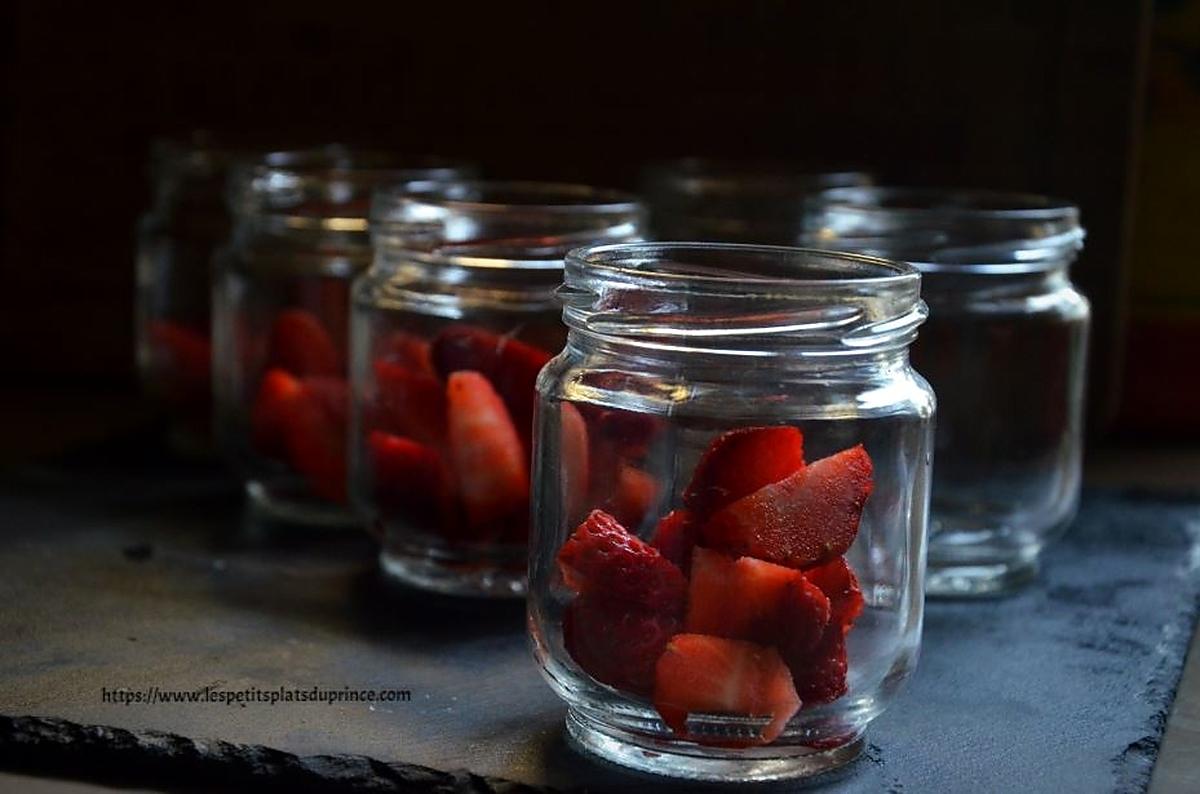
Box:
left=684, top=426, right=805, bottom=517
left=653, top=633, right=801, bottom=745
left=685, top=548, right=829, bottom=654
left=147, top=321, right=212, bottom=407
left=786, top=628, right=849, bottom=707
left=804, top=556, right=865, bottom=631
left=251, top=368, right=305, bottom=458
left=650, top=509, right=699, bottom=574
left=373, top=360, right=447, bottom=449
left=701, top=445, right=874, bottom=569
left=602, top=463, right=659, bottom=532
left=563, top=596, right=681, bottom=697
left=557, top=509, right=686, bottom=611
left=377, top=330, right=437, bottom=378
left=446, top=371, right=529, bottom=535
left=267, top=308, right=341, bottom=377
left=368, top=430, right=452, bottom=526
left=560, top=403, right=590, bottom=527
left=281, top=376, right=349, bottom=504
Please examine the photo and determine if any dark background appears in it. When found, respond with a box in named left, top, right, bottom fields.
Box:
left=3, top=0, right=1194, bottom=455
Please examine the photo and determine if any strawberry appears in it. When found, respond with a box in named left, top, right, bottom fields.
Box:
left=804, top=556, right=864, bottom=631
left=560, top=403, right=590, bottom=526
left=650, top=509, right=699, bottom=574
left=378, top=331, right=436, bottom=378
left=445, top=371, right=529, bottom=534
left=701, top=445, right=874, bottom=569
left=147, top=321, right=211, bottom=407
left=430, top=325, right=552, bottom=452
left=251, top=368, right=305, bottom=458
left=281, top=377, right=349, bottom=504
left=786, top=629, right=849, bottom=707
left=602, top=463, right=659, bottom=531
left=266, top=308, right=341, bottom=377
left=684, top=426, right=804, bottom=517
left=368, top=431, right=451, bottom=526
left=654, top=634, right=801, bottom=745
left=685, top=548, right=829, bottom=654
left=557, top=510, right=686, bottom=611
left=373, top=360, right=447, bottom=448
left=577, top=404, right=664, bottom=461
left=563, top=596, right=681, bottom=696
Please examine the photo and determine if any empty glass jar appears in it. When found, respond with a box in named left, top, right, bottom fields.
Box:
left=805, top=188, right=1089, bottom=596
left=528, top=243, right=934, bottom=781
left=212, top=148, right=472, bottom=526
left=640, top=158, right=871, bottom=245
left=348, top=181, right=644, bottom=596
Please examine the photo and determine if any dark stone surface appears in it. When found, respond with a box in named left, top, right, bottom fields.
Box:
left=0, top=445, right=1197, bottom=792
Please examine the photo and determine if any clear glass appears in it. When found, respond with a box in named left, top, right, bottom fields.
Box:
left=136, top=136, right=238, bottom=455
left=640, top=158, right=871, bottom=245
left=212, top=148, right=473, bottom=526
left=348, top=181, right=644, bottom=595
left=528, top=243, right=934, bottom=781
left=805, top=187, right=1090, bottom=597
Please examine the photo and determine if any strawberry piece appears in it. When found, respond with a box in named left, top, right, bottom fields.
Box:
left=281, top=376, right=349, bottom=504
left=685, top=548, right=829, bottom=653
left=684, top=426, right=805, bottom=517
left=701, top=445, right=874, bottom=569
left=557, top=510, right=686, bottom=611
left=603, top=463, right=659, bottom=531
left=446, top=371, right=529, bottom=534
left=787, top=629, right=849, bottom=707
left=653, top=634, right=801, bottom=745
left=251, top=368, right=305, bottom=457
left=560, top=403, right=590, bottom=526
left=563, top=596, right=681, bottom=696
left=650, top=510, right=699, bottom=574
left=378, top=331, right=436, bottom=378
left=368, top=431, right=451, bottom=525
left=373, top=360, right=447, bottom=448
left=147, top=321, right=212, bottom=407
left=430, top=325, right=552, bottom=452
left=804, top=556, right=865, bottom=630
left=267, top=308, right=340, bottom=377
left=577, top=404, right=664, bottom=461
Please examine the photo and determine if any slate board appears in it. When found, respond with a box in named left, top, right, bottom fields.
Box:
left=0, top=443, right=1197, bottom=793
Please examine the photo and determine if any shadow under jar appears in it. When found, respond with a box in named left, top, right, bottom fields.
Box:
left=213, top=149, right=473, bottom=527
left=528, top=243, right=934, bottom=782
left=348, top=181, right=644, bottom=597
left=805, top=187, right=1089, bottom=597
left=136, top=137, right=239, bottom=456
left=640, top=158, right=871, bottom=245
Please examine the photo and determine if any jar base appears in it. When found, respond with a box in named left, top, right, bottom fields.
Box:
left=564, top=708, right=865, bottom=783
left=245, top=481, right=358, bottom=529
left=379, top=549, right=526, bottom=599
left=925, top=556, right=1039, bottom=598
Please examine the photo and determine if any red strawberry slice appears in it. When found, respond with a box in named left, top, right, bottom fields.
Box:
left=446, top=371, right=529, bottom=534
left=603, top=463, right=659, bottom=531
left=804, top=556, right=865, bottom=631
left=281, top=377, right=349, bottom=504
left=787, top=628, right=849, bottom=707
left=147, top=321, right=212, bottom=407
left=557, top=510, right=686, bottom=611
left=684, top=426, right=805, bottom=517
left=373, top=360, right=447, bottom=448
left=560, top=403, right=590, bottom=526
left=654, top=634, right=801, bottom=745
left=685, top=548, right=829, bottom=653
left=650, top=509, right=699, bottom=574
left=378, top=331, right=436, bottom=378
left=577, top=404, right=664, bottom=461
left=430, top=325, right=552, bottom=452
left=701, top=445, right=874, bottom=569
left=368, top=430, right=451, bottom=526
left=252, top=368, right=305, bottom=458
left=563, top=596, right=681, bottom=697
left=267, top=308, right=341, bottom=377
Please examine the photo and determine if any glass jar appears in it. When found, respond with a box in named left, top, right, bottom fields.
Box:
left=136, top=136, right=237, bottom=455
left=640, top=158, right=871, bottom=245
left=349, top=181, right=644, bottom=596
left=213, top=149, right=473, bottom=526
left=528, top=243, right=934, bottom=782
left=805, top=188, right=1089, bottom=597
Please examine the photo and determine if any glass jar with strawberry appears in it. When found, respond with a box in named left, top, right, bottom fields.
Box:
left=348, top=181, right=644, bottom=596
left=212, top=148, right=472, bottom=526
left=528, top=243, right=934, bottom=781
left=804, top=187, right=1089, bottom=597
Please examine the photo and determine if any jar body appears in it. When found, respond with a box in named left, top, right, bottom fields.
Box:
left=917, top=270, right=1089, bottom=595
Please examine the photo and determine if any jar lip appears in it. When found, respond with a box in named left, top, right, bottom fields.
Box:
left=812, top=186, right=1080, bottom=219
left=372, top=180, right=642, bottom=219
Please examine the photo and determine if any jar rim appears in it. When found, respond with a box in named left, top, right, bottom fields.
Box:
left=812, top=186, right=1079, bottom=220
left=372, top=180, right=642, bottom=219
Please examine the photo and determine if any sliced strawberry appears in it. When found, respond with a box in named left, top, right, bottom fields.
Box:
left=430, top=325, right=552, bottom=452
left=803, top=556, right=865, bottom=630
left=251, top=368, right=305, bottom=458
left=701, top=445, right=874, bottom=569
left=685, top=548, right=829, bottom=653
left=563, top=596, right=680, bottom=697
left=281, top=377, right=348, bottom=504
left=684, top=426, right=804, bottom=517
left=602, top=463, right=659, bottom=531
left=786, top=629, right=849, bottom=707
left=557, top=509, right=686, bottom=611
left=650, top=509, right=699, bottom=574
left=654, top=634, right=800, bottom=745
left=378, top=330, right=436, bottom=378
left=446, top=371, right=529, bottom=534
left=577, top=404, right=664, bottom=461
left=373, top=360, right=447, bottom=448
left=147, top=321, right=212, bottom=406
left=560, top=403, right=590, bottom=526
left=368, top=431, right=451, bottom=526
left=267, top=308, right=340, bottom=377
